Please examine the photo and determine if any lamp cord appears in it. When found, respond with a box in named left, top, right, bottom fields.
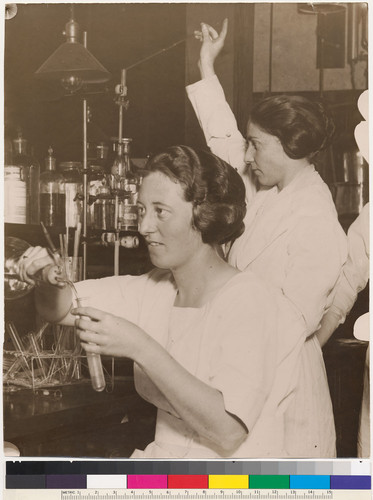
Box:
left=125, top=38, right=186, bottom=71
left=125, top=19, right=225, bottom=71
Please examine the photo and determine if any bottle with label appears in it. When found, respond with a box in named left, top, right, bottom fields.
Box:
left=4, top=166, right=27, bottom=224
left=39, top=147, right=66, bottom=227
left=110, top=138, right=138, bottom=232
left=60, top=162, right=83, bottom=228
left=122, top=138, right=139, bottom=231
left=12, top=130, right=40, bottom=224
left=93, top=185, right=116, bottom=230
left=87, top=164, right=107, bottom=227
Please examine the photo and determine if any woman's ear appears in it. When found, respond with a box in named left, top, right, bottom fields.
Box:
left=274, top=136, right=288, bottom=160
left=191, top=205, right=200, bottom=233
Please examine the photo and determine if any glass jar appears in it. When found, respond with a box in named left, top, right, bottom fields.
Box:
left=12, top=131, right=40, bottom=224
left=39, top=147, right=65, bottom=227
left=4, top=166, right=27, bottom=224
left=60, top=162, right=83, bottom=228
left=118, top=193, right=138, bottom=232
left=93, top=185, right=116, bottom=230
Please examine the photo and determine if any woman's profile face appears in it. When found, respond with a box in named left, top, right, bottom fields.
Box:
left=244, top=122, right=290, bottom=190
left=138, top=171, right=203, bottom=270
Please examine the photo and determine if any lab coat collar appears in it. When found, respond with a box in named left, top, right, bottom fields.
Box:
left=239, top=165, right=319, bottom=269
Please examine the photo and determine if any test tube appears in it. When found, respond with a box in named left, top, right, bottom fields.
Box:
left=76, top=296, right=106, bottom=392
left=86, top=351, right=106, bottom=392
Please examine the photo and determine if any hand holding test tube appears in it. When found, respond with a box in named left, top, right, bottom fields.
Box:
left=58, top=259, right=106, bottom=393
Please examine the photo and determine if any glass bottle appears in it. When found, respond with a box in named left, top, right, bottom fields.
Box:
left=12, top=130, right=40, bottom=224
left=122, top=138, right=139, bottom=231
left=95, top=142, right=109, bottom=171
left=110, top=140, right=125, bottom=194
left=4, top=166, right=27, bottom=224
left=110, top=138, right=139, bottom=232
left=60, top=162, right=83, bottom=228
left=39, top=147, right=66, bottom=227
left=109, top=141, right=125, bottom=232
left=87, top=164, right=107, bottom=227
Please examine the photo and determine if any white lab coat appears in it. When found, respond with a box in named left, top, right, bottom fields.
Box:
left=76, top=270, right=285, bottom=458
left=187, top=75, right=348, bottom=457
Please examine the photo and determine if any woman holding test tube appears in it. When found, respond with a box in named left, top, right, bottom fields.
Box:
left=19, top=145, right=302, bottom=458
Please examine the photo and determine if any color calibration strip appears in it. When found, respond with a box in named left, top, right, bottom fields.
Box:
left=5, top=474, right=372, bottom=490
left=5, top=460, right=371, bottom=490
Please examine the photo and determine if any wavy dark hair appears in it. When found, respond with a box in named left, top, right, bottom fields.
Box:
left=250, top=95, right=336, bottom=160
left=144, top=145, right=246, bottom=245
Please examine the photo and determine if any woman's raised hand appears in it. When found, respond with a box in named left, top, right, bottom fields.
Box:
left=195, top=18, right=228, bottom=79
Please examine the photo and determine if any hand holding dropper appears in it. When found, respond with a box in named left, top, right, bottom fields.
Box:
left=35, top=222, right=66, bottom=286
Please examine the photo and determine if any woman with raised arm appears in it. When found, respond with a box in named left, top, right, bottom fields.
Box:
left=187, top=21, right=348, bottom=457
left=19, top=145, right=290, bottom=458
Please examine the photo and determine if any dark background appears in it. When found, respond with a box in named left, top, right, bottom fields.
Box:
left=4, top=3, right=187, bottom=161
left=4, top=3, right=367, bottom=185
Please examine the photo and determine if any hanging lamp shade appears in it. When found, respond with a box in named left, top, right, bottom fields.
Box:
left=35, top=42, right=110, bottom=83
left=35, top=18, right=110, bottom=86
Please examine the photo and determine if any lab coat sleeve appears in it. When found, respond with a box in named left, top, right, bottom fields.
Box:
left=186, top=75, right=257, bottom=203
left=329, top=203, right=370, bottom=324
left=284, top=209, right=348, bottom=335
left=73, top=270, right=162, bottom=324
left=207, top=276, right=277, bottom=432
